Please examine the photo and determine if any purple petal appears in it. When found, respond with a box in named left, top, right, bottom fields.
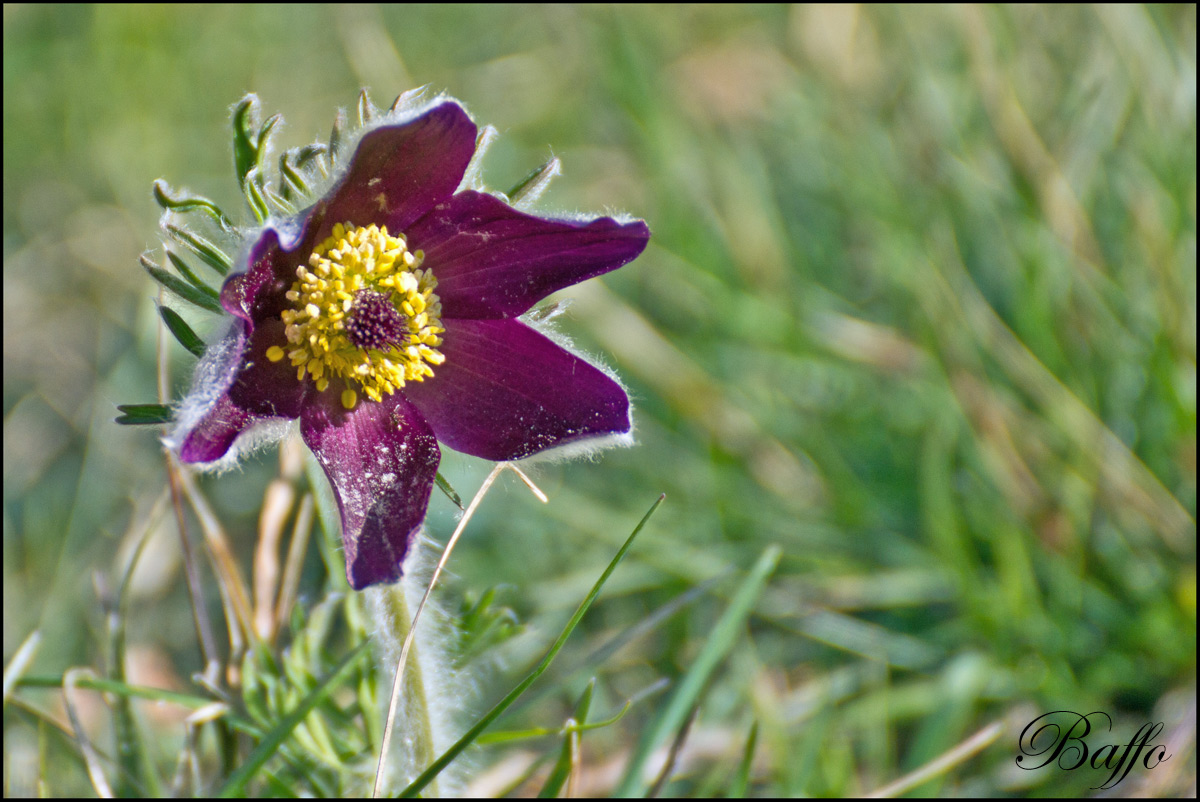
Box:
left=221, top=103, right=474, bottom=326
left=322, top=102, right=478, bottom=237
left=178, top=392, right=253, bottom=463
left=408, top=191, right=650, bottom=319
left=225, top=320, right=309, bottom=417
left=221, top=217, right=322, bottom=324
left=301, top=390, right=441, bottom=590
left=177, top=320, right=308, bottom=463
left=402, top=318, right=631, bottom=461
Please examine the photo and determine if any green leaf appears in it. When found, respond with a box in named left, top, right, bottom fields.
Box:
left=165, top=250, right=221, bottom=299
left=232, top=95, right=260, bottom=189
left=279, top=151, right=310, bottom=199
left=461, top=125, right=497, bottom=190
left=255, top=114, right=281, bottom=167
left=527, top=298, right=570, bottom=323
left=356, top=88, right=376, bottom=127
left=455, top=587, right=521, bottom=666
left=115, top=404, right=174, bottom=426
left=613, top=545, right=782, bottom=797
left=233, top=94, right=279, bottom=201
left=164, top=223, right=233, bottom=276
left=152, top=180, right=234, bottom=231
left=434, top=471, right=464, bottom=510
left=217, top=643, right=369, bottom=797
left=389, top=85, right=427, bottom=113
left=400, top=494, right=666, bottom=798
left=294, top=144, right=327, bottom=168
left=304, top=452, right=350, bottom=590
left=140, top=255, right=224, bottom=313
left=264, top=187, right=296, bottom=215
left=157, top=305, right=206, bottom=357
left=243, top=168, right=270, bottom=224
left=328, top=109, right=347, bottom=165
left=506, top=157, right=561, bottom=208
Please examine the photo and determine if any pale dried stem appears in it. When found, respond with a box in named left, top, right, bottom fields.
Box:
left=172, top=703, right=228, bottom=795
left=253, top=478, right=295, bottom=641
left=275, top=493, right=315, bottom=637
left=2, top=630, right=42, bottom=704
left=566, top=720, right=582, bottom=798
left=63, top=668, right=114, bottom=798
left=177, top=469, right=258, bottom=675
left=866, top=718, right=1005, bottom=798
left=508, top=462, right=549, bottom=503
left=156, top=287, right=219, bottom=680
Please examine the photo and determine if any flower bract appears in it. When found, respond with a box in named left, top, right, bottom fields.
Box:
left=169, top=97, right=649, bottom=589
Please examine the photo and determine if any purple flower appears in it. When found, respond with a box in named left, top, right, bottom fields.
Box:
left=169, top=98, right=649, bottom=589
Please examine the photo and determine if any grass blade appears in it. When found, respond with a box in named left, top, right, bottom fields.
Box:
left=400, top=494, right=666, bottom=798
left=866, top=719, right=1005, bottom=798
left=110, top=524, right=165, bottom=797
left=19, top=674, right=225, bottom=710
left=478, top=698, right=632, bottom=746
left=613, top=544, right=781, bottom=797
left=729, top=721, right=759, bottom=798
left=537, top=678, right=595, bottom=798
left=648, top=703, right=699, bottom=797
left=63, top=668, right=114, bottom=797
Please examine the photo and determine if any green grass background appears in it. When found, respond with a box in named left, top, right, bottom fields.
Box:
left=3, top=4, right=1195, bottom=797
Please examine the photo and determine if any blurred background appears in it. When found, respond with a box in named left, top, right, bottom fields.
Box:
left=4, top=4, right=1195, bottom=797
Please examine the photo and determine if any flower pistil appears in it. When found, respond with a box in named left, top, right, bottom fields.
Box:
left=269, top=222, right=445, bottom=409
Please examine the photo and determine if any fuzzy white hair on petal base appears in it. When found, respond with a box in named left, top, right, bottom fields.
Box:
left=163, top=317, right=292, bottom=473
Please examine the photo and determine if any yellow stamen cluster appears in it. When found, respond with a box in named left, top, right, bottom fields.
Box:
left=268, top=222, right=445, bottom=409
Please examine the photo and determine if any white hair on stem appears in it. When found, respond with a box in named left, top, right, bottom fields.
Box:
left=365, top=536, right=466, bottom=797
left=163, top=316, right=295, bottom=473
left=369, top=462, right=523, bottom=798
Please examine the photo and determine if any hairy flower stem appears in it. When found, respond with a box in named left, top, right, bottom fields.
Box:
left=369, top=584, right=440, bottom=798
left=371, top=462, right=508, bottom=798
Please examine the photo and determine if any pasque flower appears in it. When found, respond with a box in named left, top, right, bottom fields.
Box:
left=168, top=96, right=649, bottom=589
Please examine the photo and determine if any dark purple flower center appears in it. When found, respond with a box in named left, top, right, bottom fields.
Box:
left=344, top=291, right=410, bottom=351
